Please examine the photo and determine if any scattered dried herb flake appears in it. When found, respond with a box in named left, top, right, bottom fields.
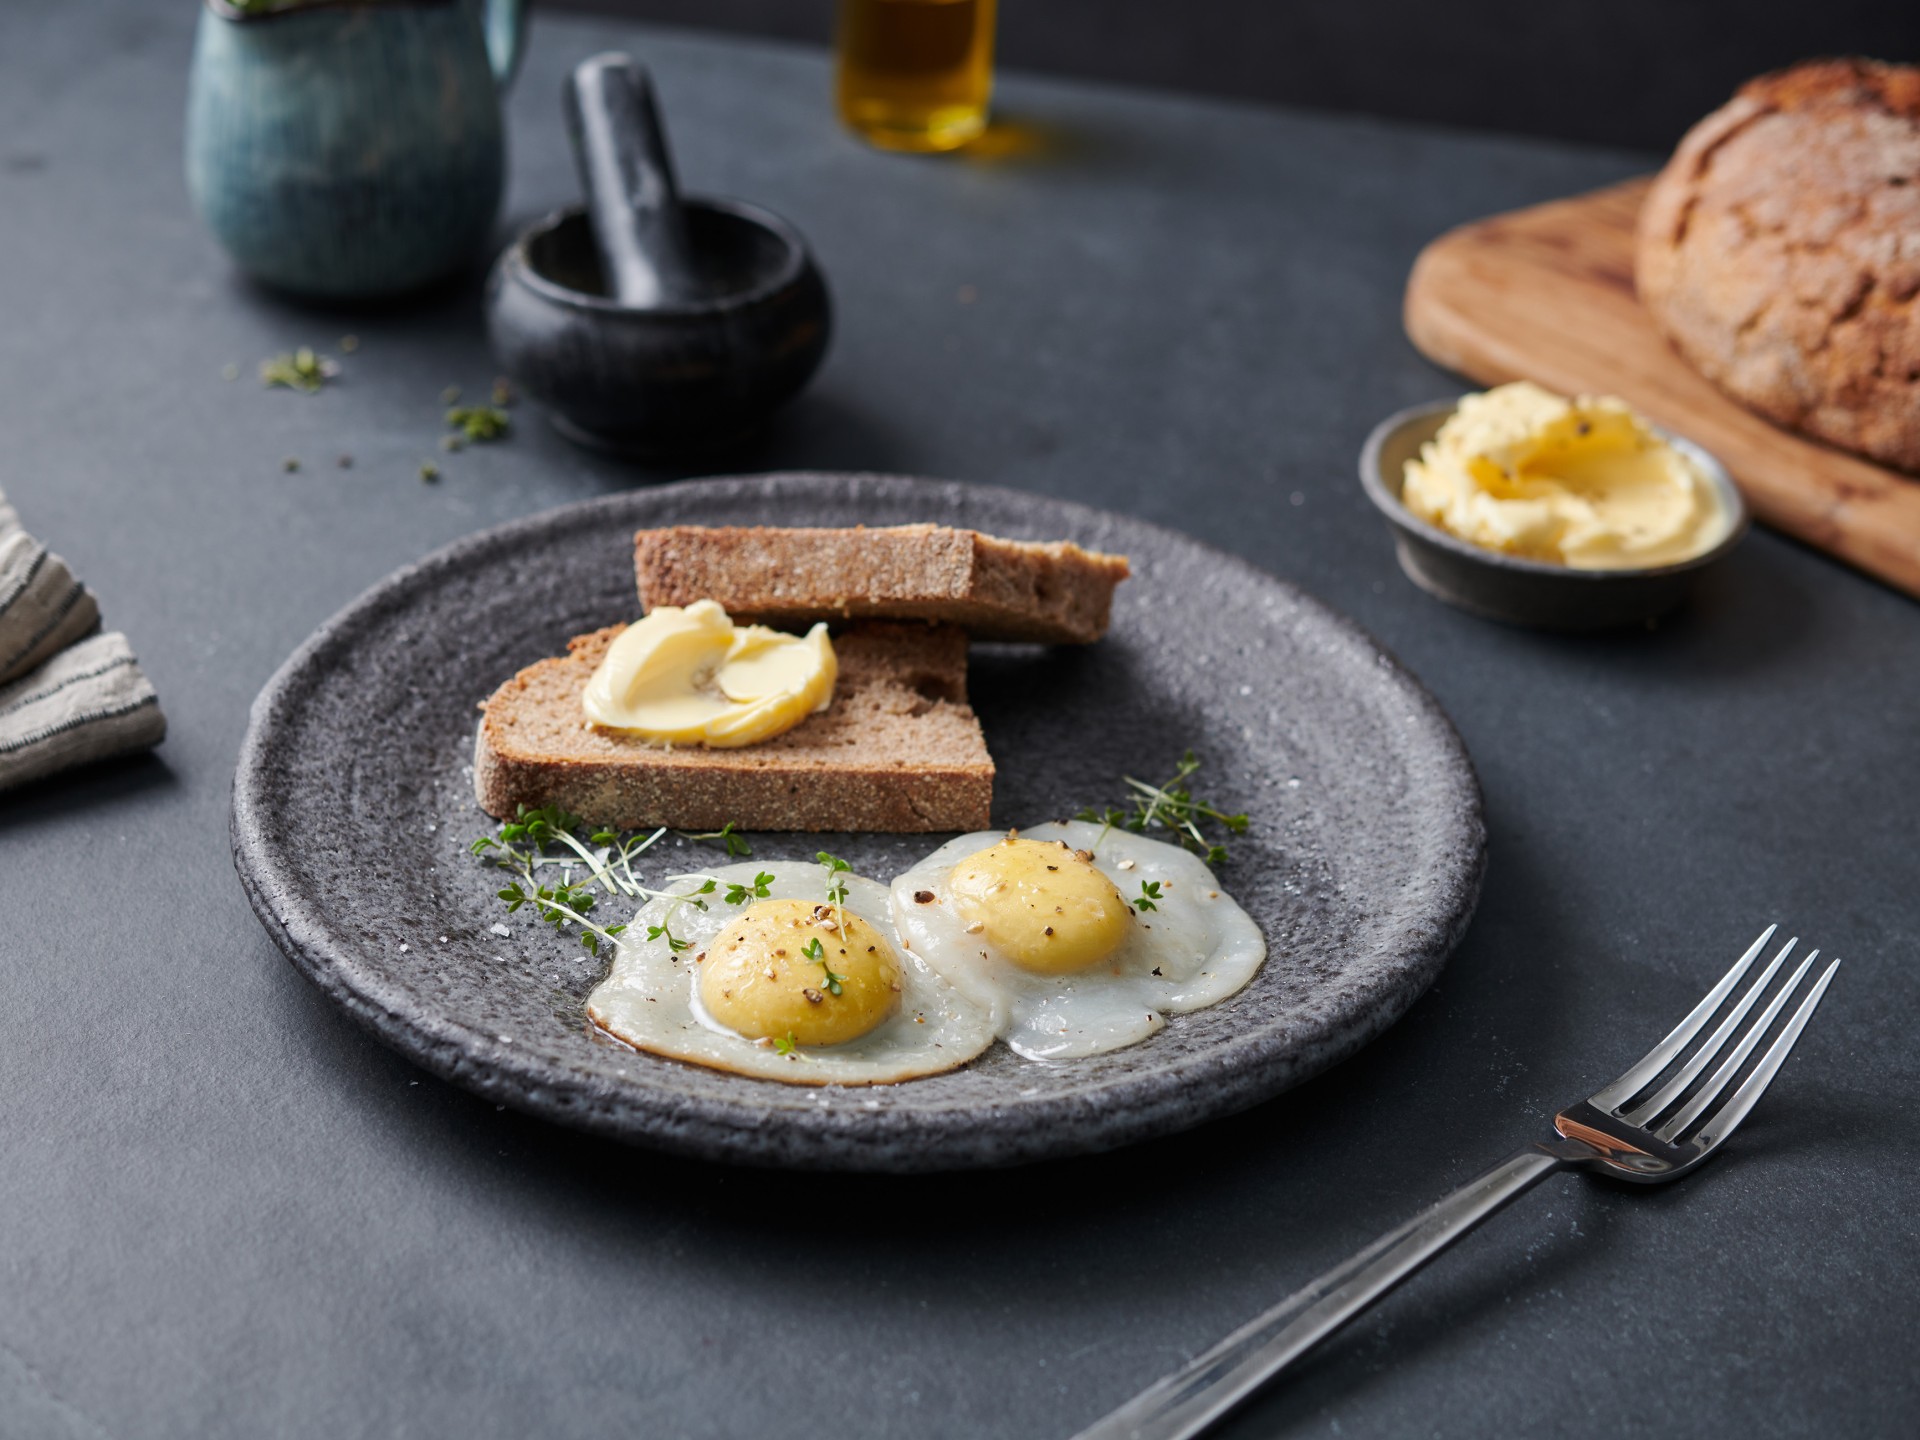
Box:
left=446, top=405, right=510, bottom=443
left=259, top=347, right=338, bottom=394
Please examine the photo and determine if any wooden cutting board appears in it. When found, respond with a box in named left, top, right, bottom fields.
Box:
left=1403, top=177, right=1920, bottom=601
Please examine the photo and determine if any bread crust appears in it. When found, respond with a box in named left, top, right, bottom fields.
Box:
left=474, top=622, right=993, bottom=832
left=633, top=524, right=1131, bottom=644
left=1636, top=58, right=1920, bottom=473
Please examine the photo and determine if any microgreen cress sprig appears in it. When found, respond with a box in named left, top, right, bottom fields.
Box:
left=644, top=882, right=715, bottom=951
left=656, top=868, right=774, bottom=911
left=588, top=823, right=676, bottom=895
left=1076, top=750, right=1250, bottom=865
left=724, top=871, right=776, bottom=906
left=472, top=806, right=758, bottom=957
left=1133, top=880, right=1163, bottom=912
left=817, top=851, right=852, bottom=906
left=800, top=936, right=846, bottom=997
left=493, top=874, right=625, bottom=957
left=473, top=806, right=634, bottom=955
left=681, top=821, right=752, bottom=858
left=645, top=922, right=693, bottom=953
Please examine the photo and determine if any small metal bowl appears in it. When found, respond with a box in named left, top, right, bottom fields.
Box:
left=1359, top=400, right=1750, bottom=631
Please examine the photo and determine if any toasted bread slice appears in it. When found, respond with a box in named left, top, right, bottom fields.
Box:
left=633, top=524, right=1130, bottom=644
left=474, top=622, right=993, bottom=832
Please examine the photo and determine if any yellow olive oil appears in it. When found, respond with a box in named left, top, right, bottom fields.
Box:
left=835, top=0, right=996, bottom=152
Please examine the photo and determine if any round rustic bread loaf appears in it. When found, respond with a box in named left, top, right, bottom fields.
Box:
left=1636, top=58, right=1920, bottom=473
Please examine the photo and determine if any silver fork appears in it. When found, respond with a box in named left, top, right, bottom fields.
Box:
left=1072, top=925, right=1840, bottom=1440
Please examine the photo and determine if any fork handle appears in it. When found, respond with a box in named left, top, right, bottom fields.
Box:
left=1070, top=1146, right=1573, bottom=1440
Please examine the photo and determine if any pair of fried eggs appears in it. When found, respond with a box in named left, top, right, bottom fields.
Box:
left=585, top=821, right=1266, bottom=1086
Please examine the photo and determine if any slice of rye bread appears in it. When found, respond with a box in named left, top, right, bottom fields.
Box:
left=474, top=621, right=993, bottom=832
left=633, top=524, right=1131, bottom=644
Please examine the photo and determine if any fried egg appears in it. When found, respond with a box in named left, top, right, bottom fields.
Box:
left=889, top=822, right=1267, bottom=1060
left=587, top=861, right=996, bottom=1085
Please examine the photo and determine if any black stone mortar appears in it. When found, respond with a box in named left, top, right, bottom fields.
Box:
left=485, top=55, right=830, bottom=457
left=484, top=201, right=831, bottom=457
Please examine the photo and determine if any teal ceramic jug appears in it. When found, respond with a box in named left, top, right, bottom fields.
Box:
left=187, top=0, right=527, bottom=300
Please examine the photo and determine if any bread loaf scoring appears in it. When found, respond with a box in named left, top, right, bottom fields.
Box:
left=1636, top=58, right=1920, bottom=473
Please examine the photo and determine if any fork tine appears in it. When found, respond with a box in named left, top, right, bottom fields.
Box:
left=1652, top=952, right=1815, bottom=1141
left=1686, top=958, right=1840, bottom=1154
left=1618, top=934, right=1797, bottom=1125
left=1589, top=925, right=1776, bottom=1113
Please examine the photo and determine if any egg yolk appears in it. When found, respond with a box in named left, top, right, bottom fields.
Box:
left=698, top=899, right=902, bottom=1046
left=947, top=837, right=1132, bottom=974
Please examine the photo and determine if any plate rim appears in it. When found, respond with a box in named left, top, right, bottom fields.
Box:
left=231, top=472, right=1486, bottom=1170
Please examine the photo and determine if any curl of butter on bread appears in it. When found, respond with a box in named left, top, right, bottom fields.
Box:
left=473, top=525, right=1130, bottom=832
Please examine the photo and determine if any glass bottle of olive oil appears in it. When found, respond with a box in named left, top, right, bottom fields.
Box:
left=835, top=0, right=997, bottom=152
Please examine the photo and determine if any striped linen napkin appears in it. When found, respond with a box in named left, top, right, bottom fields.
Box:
left=0, top=490, right=166, bottom=795
left=0, top=531, right=102, bottom=684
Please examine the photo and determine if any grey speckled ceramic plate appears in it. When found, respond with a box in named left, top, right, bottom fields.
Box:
left=232, top=474, right=1484, bottom=1171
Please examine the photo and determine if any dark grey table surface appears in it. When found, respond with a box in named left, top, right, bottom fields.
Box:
left=2, top=6, right=1914, bottom=1439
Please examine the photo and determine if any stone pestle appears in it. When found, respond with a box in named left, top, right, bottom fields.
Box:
left=563, top=52, right=705, bottom=307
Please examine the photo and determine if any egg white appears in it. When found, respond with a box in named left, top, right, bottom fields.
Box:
left=888, top=822, right=1267, bottom=1060
left=588, top=861, right=997, bottom=1085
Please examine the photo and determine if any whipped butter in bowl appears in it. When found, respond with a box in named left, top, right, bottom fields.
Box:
left=1360, top=382, right=1748, bottom=631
